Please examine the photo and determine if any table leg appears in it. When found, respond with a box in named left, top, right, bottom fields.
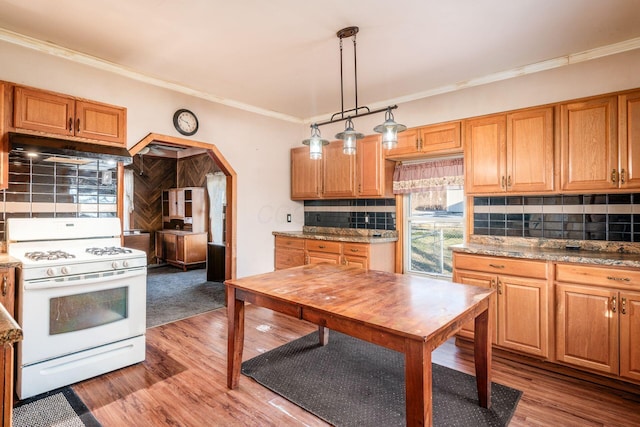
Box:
left=404, top=340, right=432, bottom=426
left=318, top=325, right=329, bottom=346
left=474, top=301, right=492, bottom=408
left=226, top=286, right=245, bottom=389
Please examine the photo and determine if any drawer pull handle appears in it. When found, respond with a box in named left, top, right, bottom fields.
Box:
left=489, top=264, right=505, bottom=269
left=621, top=169, right=626, bottom=184
left=621, top=297, right=627, bottom=315
left=318, top=245, right=325, bottom=249
left=611, top=295, right=617, bottom=313
left=350, top=248, right=359, bottom=252
left=1, top=275, right=6, bottom=296
left=607, top=276, right=630, bottom=282
left=68, top=117, right=73, bottom=132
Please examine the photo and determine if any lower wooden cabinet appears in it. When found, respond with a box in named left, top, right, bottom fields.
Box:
left=274, top=235, right=395, bottom=272
left=156, top=231, right=207, bottom=270
left=453, top=253, right=550, bottom=359
left=0, top=268, right=14, bottom=318
left=555, top=263, right=640, bottom=382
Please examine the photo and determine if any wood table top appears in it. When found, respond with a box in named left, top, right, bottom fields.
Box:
left=225, top=264, right=494, bottom=343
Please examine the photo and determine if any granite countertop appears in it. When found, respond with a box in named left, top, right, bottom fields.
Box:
left=452, top=237, right=640, bottom=269
left=0, top=254, right=23, bottom=268
left=273, top=226, right=398, bottom=244
left=0, top=303, right=22, bottom=346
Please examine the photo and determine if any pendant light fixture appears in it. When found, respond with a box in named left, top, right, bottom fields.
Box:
left=302, top=26, right=406, bottom=159
left=373, top=107, right=407, bottom=149
left=302, top=124, right=329, bottom=159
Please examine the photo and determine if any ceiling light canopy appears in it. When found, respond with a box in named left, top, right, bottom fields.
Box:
left=302, top=26, right=406, bottom=159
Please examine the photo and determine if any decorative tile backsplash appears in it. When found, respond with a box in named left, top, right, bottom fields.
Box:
left=304, top=199, right=396, bottom=230
left=0, top=147, right=119, bottom=242
left=473, top=194, right=640, bottom=242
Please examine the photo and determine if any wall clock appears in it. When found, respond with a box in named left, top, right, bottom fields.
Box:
left=173, top=109, right=199, bottom=136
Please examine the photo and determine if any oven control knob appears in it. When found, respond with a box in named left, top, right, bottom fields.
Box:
left=46, top=267, right=56, bottom=277
left=123, top=260, right=130, bottom=268
left=112, top=261, right=119, bottom=269
left=61, top=266, right=70, bottom=275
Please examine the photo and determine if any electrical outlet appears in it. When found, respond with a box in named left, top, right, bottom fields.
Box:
left=364, top=214, right=369, bottom=223
left=286, top=214, right=292, bottom=223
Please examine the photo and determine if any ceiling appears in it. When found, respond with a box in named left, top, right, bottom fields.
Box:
left=1, top=0, right=640, bottom=124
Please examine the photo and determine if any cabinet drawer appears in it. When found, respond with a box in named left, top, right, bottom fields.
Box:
left=275, top=236, right=305, bottom=250
left=556, top=263, right=640, bottom=288
left=454, top=253, right=547, bottom=279
left=305, top=240, right=341, bottom=254
left=342, top=243, right=369, bottom=257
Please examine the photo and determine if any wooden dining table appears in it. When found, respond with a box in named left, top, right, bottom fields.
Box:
left=226, top=264, right=495, bottom=427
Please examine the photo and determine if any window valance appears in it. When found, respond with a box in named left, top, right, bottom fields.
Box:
left=392, top=158, right=464, bottom=194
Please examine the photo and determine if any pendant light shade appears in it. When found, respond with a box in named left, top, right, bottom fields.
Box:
left=374, top=107, right=407, bottom=149
left=302, top=124, right=329, bottom=159
left=335, top=118, right=364, bottom=155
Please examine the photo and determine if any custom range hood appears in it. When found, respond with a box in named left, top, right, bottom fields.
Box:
left=8, top=132, right=133, bottom=165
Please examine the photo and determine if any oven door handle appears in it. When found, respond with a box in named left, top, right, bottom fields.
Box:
left=24, top=268, right=146, bottom=290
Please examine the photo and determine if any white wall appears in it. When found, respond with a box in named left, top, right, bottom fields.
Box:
left=3, top=40, right=640, bottom=277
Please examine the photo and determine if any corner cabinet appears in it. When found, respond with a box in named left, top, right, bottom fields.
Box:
left=13, top=85, right=126, bottom=145
left=464, top=107, right=554, bottom=194
left=453, top=252, right=550, bottom=358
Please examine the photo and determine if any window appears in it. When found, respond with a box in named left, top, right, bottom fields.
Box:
left=393, top=157, right=464, bottom=278
left=405, top=189, right=464, bottom=277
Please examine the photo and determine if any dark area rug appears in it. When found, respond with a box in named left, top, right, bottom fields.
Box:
left=242, top=332, right=522, bottom=427
left=146, top=265, right=226, bottom=328
left=13, top=386, right=101, bottom=427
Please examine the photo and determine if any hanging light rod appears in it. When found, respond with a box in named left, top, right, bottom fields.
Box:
left=301, top=26, right=406, bottom=159
left=315, top=104, right=399, bottom=128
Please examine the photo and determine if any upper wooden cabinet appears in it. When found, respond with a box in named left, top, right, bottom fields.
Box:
left=560, top=96, right=618, bottom=192
left=619, top=90, right=640, bottom=190
left=291, top=146, right=322, bottom=200
left=384, top=121, right=462, bottom=160
left=323, top=140, right=356, bottom=198
left=13, top=85, right=126, bottom=145
left=291, top=137, right=393, bottom=200
left=162, top=187, right=206, bottom=233
left=465, top=107, right=554, bottom=195
left=357, top=134, right=393, bottom=198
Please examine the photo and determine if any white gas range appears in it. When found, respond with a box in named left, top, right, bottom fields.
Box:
left=7, top=217, right=147, bottom=399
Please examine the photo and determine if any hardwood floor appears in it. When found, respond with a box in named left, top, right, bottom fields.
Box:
left=73, top=305, right=640, bottom=426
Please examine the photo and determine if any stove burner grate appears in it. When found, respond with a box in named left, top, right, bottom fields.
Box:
left=24, top=250, right=76, bottom=261
left=86, top=246, right=133, bottom=256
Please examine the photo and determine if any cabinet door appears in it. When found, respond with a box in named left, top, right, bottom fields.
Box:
left=556, top=283, right=618, bottom=374
left=619, top=90, right=640, bottom=189
left=357, top=135, right=384, bottom=197
left=14, top=86, right=74, bottom=137
left=75, top=100, right=126, bottom=145
left=275, top=247, right=305, bottom=270
left=342, top=255, right=368, bottom=269
left=323, top=141, right=356, bottom=198
left=506, top=107, right=554, bottom=193
left=0, top=268, right=15, bottom=318
left=291, top=146, right=321, bottom=200
left=164, top=233, right=178, bottom=262
left=620, top=290, right=640, bottom=381
left=452, top=269, right=497, bottom=343
left=464, top=115, right=507, bottom=194
left=168, top=189, right=185, bottom=219
left=419, top=121, right=461, bottom=154
left=498, top=275, right=548, bottom=357
left=183, top=233, right=207, bottom=264
left=560, top=96, right=618, bottom=191
left=384, top=128, right=419, bottom=158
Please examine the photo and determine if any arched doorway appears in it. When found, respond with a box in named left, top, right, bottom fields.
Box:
left=124, top=133, right=236, bottom=280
